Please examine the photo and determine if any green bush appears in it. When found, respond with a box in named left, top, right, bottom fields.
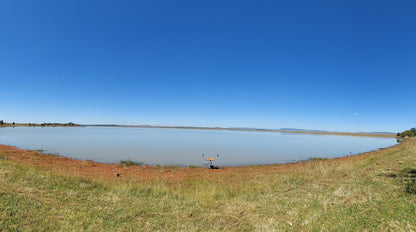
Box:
left=397, top=128, right=416, bottom=138
left=119, top=160, right=144, bottom=166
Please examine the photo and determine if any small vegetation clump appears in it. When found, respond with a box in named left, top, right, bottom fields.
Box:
left=397, top=127, right=416, bottom=138
left=400, top=168, right=416, bottom=195
left=406, top=180, right=416, bottom=194
left=119, top=160, right=144, bottom=166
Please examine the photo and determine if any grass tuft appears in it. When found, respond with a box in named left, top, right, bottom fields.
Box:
left=406, top=180, right=416, bottom=194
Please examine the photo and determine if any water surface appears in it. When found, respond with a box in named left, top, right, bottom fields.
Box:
left=0, top=127, right=396, bottom=166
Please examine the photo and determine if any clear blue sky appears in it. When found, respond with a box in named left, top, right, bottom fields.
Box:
left=1, top=0, right=415, bottom=132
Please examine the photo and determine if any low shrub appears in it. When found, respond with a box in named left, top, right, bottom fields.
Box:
left=119, top=160, right=144, bottom=166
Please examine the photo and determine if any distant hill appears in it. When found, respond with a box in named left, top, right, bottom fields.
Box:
left=359, top=132, right=396, bottom=134
left=81, top=124, right=395, bottom=135
left=278, top=128, right=395, bottom=134
left=278, top=128, right=328, bottom=132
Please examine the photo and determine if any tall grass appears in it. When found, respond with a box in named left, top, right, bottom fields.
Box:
left=1, top=138, right=416, bottom=231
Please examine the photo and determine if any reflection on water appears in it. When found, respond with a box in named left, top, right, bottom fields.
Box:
left=0, top=127, right=397, bottom=166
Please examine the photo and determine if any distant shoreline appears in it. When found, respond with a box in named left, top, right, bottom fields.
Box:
left=0, top=123, right=396, bottom=138
left=82, top=124, right=396, bottom=138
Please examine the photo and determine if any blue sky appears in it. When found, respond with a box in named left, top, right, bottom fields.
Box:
left=0, top=0, right=415, bottom=132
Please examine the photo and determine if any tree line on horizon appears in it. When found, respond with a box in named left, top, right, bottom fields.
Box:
left=30, top=122, right=78, bottom=127
left=397, top=128, right=416, bottom=138
left=0, top=120, right=78, bottom=127
left=0, top=120, right=14, bottom=125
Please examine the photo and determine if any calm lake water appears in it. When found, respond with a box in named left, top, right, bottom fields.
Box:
left=0, top=127, right=397, bottom=166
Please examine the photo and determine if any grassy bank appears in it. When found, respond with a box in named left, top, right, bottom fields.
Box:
left=1, top=139, right=415, bottom=231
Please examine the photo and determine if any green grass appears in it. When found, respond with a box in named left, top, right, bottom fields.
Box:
left=1, top=138, right=416, bottom=231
